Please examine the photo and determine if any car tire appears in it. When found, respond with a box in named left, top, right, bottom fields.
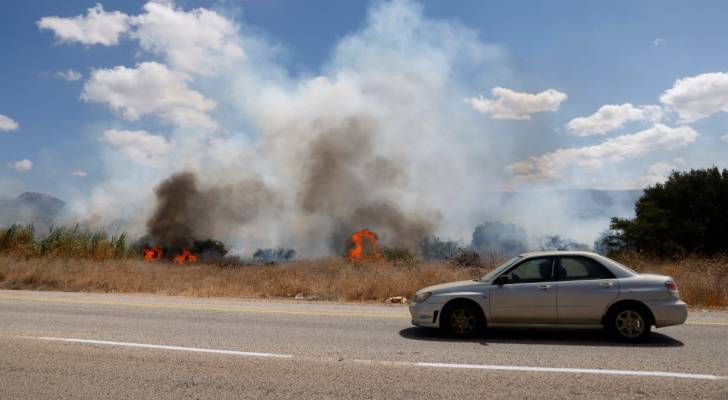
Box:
left=607, top=305, right=652, bottom=341
left=441, top=302, right=485, bottom=339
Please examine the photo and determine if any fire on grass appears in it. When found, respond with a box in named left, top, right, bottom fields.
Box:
left=143, top=246, right=197, bottom=264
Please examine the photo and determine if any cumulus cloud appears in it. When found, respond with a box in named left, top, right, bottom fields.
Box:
left=131, top=1, right=244, bottom=75
left=507, top=124, right=698, bottom=181
left=566, top=103, right=663, bottom=136
left=55, top=69, right=83, bottom=81
left=9, top=159, right=33, bottom=172
left=38, top=2, right=243, bottom=76
left=653, top=38, right=666, bottom=46
left=467, top=87, right=567, bottom=120
left=0, top=114, right=19, bottom=131
left=722, top=134, right=728, bottom=143
left=103, top=129, right=172, bottom=165
left=37, top=4, right=130, bottom=46
left=660, top=72, right=728, bottom=123
left=616, top=158, right=686, bottom=189
left=82, top=62, right=217, bottom=129
left=71, top=170, right=88, bottom=177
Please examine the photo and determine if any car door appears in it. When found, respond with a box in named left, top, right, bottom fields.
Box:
left=489, top=257, right=558, bottom=323
left=556, top=256, right=620, bottom=324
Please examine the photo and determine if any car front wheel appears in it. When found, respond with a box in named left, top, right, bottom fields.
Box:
left=441, top=302, right=484, bottom=339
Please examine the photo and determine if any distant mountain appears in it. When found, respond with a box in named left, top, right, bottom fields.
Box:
left=0, top=192, right=66, bottom=228
left=491, top=189, right=642, bottom=220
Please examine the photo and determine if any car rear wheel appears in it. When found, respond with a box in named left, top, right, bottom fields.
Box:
left=442, top=302, right=484, bottom=339
left=608, top=306, right=651, bottom=341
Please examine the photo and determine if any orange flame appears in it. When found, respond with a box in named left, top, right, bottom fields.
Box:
left=347, top=229, right=380, bottom=262
left=172, top=248, right=198, bottom=264
left=143, top=246, right=163, bottom=261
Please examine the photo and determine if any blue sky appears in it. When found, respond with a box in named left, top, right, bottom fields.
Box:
left=1, top=1, right=728, bottom=247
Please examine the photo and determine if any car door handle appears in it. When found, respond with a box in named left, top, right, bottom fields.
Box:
left=600, top=282, right=614, bottom=288
left=538, top=284, right=551, bottom=290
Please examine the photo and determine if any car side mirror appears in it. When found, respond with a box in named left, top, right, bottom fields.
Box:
left=493, top=275, right=508, bottom=285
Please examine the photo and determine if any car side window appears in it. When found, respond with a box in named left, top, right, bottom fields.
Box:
left=500, top=258, right=554, bottom=284
left=558, top=256, right=615, bottom=281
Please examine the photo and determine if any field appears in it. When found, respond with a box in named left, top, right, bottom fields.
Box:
left=0, top=253, right=726, bottom=307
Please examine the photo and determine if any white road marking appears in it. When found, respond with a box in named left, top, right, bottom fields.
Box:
left=20, top=336, right=725, bottom=380
left=416, top=362, right=724, bottom=380
left=27, top=336, right=292, bottom=359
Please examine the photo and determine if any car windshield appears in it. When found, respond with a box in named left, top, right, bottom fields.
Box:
left=479, top=256, right=522, bottom=281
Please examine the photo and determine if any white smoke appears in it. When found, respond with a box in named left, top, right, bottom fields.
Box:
left=53, top=0, right=636, bottom=255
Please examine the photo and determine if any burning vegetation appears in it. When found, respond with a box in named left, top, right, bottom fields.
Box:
left=346, top=229, right=380, bottom=262
left=143, top=246, right=163, bottom=261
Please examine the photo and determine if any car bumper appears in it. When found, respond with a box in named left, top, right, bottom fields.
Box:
left=409, top=300, right=443, bottom=328
left=647, top=299, right=688, bottom=328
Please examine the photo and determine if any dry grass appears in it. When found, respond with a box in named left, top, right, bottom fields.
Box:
left=1, top=254, right=726, bottom=307
left=0, top=256, right=491, bottom=301
left=612, top=253, right=728, bottom=308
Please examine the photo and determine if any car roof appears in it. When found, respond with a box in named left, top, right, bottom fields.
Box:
left=518, top=250, right=600, bottom=258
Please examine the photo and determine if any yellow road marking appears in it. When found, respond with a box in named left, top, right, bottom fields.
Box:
left=0, top=295, right=409, bottom=319
left=686, top=321, right=728, bottom=326
left=1, top=295, right=727, bottom=326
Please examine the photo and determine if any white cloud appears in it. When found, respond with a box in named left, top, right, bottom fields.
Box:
left=103, top=129, right=172, bottom=165
left=8, top=159, right=33, bottom=172
left=566, top=103, right=663, bottom=136
left=467, top=87, right=567, bottom=120
left=653, top=38, right=666, bottom=46
left=620, top=158, right=686, bottom=189
left=131, top=1, right=244, bottom=75
left=55, top=69, right=83, bottom=81
left=0, top=114, right=19, bottom=131
left=37, top=4, right=130, bottom=46
left=721, top=134, right=728, bottom=143
left=71, top=170, right=88, bottom=177
left=82, top=62, right=217, bottom=129
left=660, top=72, right=728, bottom=123
left=506, top=124, right=699, bottom=181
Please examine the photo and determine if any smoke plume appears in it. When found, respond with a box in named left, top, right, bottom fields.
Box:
left=297, top=117, right=436, bottom=252
left=147, top=172, right=275, bottom=250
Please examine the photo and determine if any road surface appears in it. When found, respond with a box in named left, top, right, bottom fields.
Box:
left=1, top=290, right=727, bottom=399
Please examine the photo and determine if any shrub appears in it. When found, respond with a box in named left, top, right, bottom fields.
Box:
left=382, top=247, right=415, bottom=266
left=419, top=235, right=463, bottom=260
left=539, top=235, right=590, bottom=251
left=253, top=248, right=297, bottom=264
left=609, top=167, right=728, bottom=257
left=450, top=249, right=482, bottom=267
left=471, top=221, right=527, bottom=257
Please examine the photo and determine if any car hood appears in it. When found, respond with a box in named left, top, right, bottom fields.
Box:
left=417, top=280, right=483, bottom=294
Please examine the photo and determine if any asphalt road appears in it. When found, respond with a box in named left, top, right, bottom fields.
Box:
left=1, top=290, right=727, bottom=399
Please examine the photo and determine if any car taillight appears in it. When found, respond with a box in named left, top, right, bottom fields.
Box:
left=665, top=280, right=678, bottom=294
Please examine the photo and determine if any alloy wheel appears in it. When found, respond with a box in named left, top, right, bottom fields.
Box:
left=615, top=310, right=645, bottom=338
left=449, top=308, right=476, bottom=335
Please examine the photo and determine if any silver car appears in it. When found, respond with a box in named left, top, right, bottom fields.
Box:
left=409, top=251, right=687, bottom=340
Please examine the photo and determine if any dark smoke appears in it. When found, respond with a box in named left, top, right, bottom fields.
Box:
left=299, top=117, right=437, bottom=252
left=146, top=171, right=275, bottom=250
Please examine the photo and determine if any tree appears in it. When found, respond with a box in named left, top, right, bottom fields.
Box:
left=538, top=235, right=590, bottom=251
left=253, top=248, right=296, bottom=263
left=607, top=167, right=728, bottom=256
left=418, top=235, right=463, bottom=260
left=471, top=221, right=528, bottom=257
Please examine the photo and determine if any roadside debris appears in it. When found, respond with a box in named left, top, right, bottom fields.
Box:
left=385, top=296, right=407, bottom=305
